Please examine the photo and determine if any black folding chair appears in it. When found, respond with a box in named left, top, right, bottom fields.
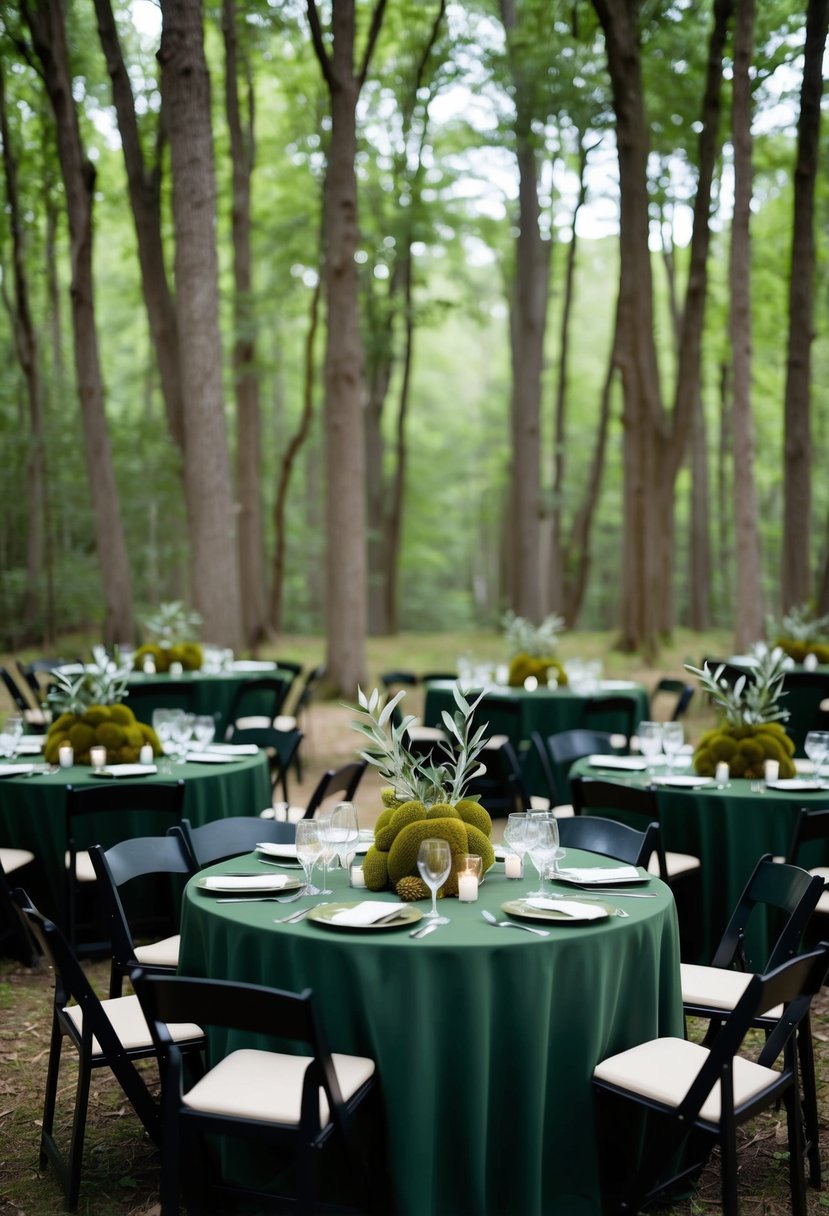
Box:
left=224, top=676, right=292, bottom=740
left=301, top=760, right=368, bottom=820
left=557, top=815, right=660, bottom=868
left=174, top=814, right=296, bottom=868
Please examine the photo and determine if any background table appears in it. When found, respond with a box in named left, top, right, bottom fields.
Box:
left=571, top=756, right=829, bottom=960
left=121, top=662, right=288, bottom=736
left=179, top=851, right=682, bottom=1216
left=0, top=753, right=271, bottom=919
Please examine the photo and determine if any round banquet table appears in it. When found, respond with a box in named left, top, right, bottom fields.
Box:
left=178, top=851, right=682, bottom=1216
left=120, top=661, right=288, bottom=735
left=0, top=752, right=271, bottom=920
left=570, top=756, right=829, bottom=961
left=423, top=680, right=650, bottom=796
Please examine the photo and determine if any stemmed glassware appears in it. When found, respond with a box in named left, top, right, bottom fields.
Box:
left=313, top=811, right=338, bottom=896
left=525, top=814, right=560, bottom=897
left=503, top=812, right=532, bottom=875
left=804, top=731, right=829, bottom=787
left=330, top=802, right=360, bottom=873
left=191, top=714, right=216, bottom=749
left=0, top=714, right=24, bottom=760
left=151, top=709, right=177, bottom=773
left=170, top=711, right=195, bottom=763
left=294, top=819, right=323, bottom=895
left=637, top=721, right=663, bottom=781
left=417, top=838, right=452, bottom=924
left=661, top=722, right=684, bottom=775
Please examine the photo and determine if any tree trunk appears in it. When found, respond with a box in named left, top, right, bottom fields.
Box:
left=158, top=0, right=242, bottom=650
left=307, top=0, right=387, bottom=694
left=782, top=0, right=829, bottom=610
left=688, top=385, right=712, bottom=629
left=501, top=0, right=548, bottom=623
left=0, top=58, right=46, bottom=628
left=93, top=0, right=185, bottom=451
left=730, top=0, right=764, bottom=650
left=223, top=0, right=269, bottom=647
left=22, top=0, right=134, bottom=645
left=384, top=254, right=414, bottom=634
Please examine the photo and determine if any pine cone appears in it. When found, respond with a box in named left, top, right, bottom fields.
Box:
left=395, top=875, right=430, bottom=901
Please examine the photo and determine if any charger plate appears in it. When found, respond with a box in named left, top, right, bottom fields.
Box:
left=502, top=897, right=611, bottom=924
left=308, top=902, right=421, bottom=931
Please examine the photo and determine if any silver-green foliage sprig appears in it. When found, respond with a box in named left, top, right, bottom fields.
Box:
left=768, top=602, right=829, bottom=645
left=350, top=684, right=489, bottom=806
left=502, top=610, right=564, bottom=659
left=685, top=646, right=790, bottom=728
left=47, top=663, right=131, bottom=716
left=142, top=600, right=203, bottom=645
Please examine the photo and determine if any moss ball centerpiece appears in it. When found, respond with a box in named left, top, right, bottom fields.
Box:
left=44, top=664, right=161, bottom=766
left=351, top=685, right=496, bottom=899
left=685, top=649, right=796, bottom=780
left=503, top=610, right=568, bottom=688
left=133, top=601, right=204, bottom=673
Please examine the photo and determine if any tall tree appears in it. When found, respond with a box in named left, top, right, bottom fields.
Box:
left=729, top=0, right=764, bottom=649
left=223, top=0, right=268, bottom=647
left=307, top=0, right=387, bottom=694
left=782, top=0, right=829, bottom=610
left=20, top=0, right=134, bottom=644
left=158, top=0, right=242, bottom=649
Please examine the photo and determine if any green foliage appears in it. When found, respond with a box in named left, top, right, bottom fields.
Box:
left=685, top=648, right=790, bottom=728
left=46, top=664, right=131, bottom=717
left=141, top=601, right=202, bottom=645
left=502, top=611, right=565, bottom=659
left=44, top=702, right=160, bottom=766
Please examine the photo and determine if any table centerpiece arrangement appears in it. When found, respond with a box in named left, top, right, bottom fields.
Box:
left=43, top=663, right=162, bottom=765
left=133, top=600, right=204, bottom=673
left=685, top=647, right=796, bottom=779
left=502, top=610, right=568, bottom=688
left=352, top=684, right=496, bottom=899
left=768, top=603, right=829, bottom=666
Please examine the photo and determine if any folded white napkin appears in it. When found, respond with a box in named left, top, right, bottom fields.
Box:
left=229, top=660, right=277, bottom=672
left=330, top=901, right=406, bottom=927
left=588, top=755, right=647, bottom=771
left=559, top=865, right=640, bottom=883
left=0, top=763, right=35, bottom=777
left=201, top=873, right=290, bottom=891
left=185, top=752, right=237, bottom=764
left=16, top=738, right=45, bottom=754
left=202, top=743, right=260, bottom=756
left=525, top=897, right=606, bottom=920
left=256, top=842, right=298, bottom=859
left=94, top=764, right=157, bottom=778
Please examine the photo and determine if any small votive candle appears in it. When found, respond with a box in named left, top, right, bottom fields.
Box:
left=90, top=745, right=107, bottom=771
left=504, top=853, right=523, bottom=879
left=456, top=854, right=483, bottom=902
left=804, top=652, right=819, bottom=672
left=142, top=656, right=156, bottom=674
left=458, top=873, right=479, bottom=901
left=764, top=758, right=780, bottom=785
left=169, top=661, right=184, bottom=676
left=715, top=761, right=729, bottom=787
left=139, top=743, right=154, bottom=766
left=59, top=744, right=74, bottom=768
left=350, top=864, right=366, bottom=889
left=523, top=675, right=538, bottom=692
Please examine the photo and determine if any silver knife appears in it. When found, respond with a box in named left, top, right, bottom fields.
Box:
left=410, top=921, right=439, bottom=939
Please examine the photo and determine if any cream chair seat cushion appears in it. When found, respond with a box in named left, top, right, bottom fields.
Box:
left=0, top=846, right=34, bottom=873
left=680, top=963, right=783, bottom=1018
left=133, top=934, right=181, bottom=968
left=647, top=850, right=700, bottom=878
left=594, top=1036, right=781, bottom=1125
left=62, top=993, right=202, bottom=1057
left=65, top=850, right=96, bottom=883
left=182, top=1047, right=375, bottom=1127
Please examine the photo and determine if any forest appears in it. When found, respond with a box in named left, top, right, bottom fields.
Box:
left=0, top=0, right=827, bottom=694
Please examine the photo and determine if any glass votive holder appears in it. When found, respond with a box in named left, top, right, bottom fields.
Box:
left=139, top=743, right=154, bottom=766
left=715, top=761, right=729, bottom=788
left=350, top=864, right=366, bottom=889
left=58, top=744, right=74, bottom=768
left=504, top=852, right=523, bottom=879
left=456, top=854, right=483, bottom=902
left=169, top=661, right=184, bottom=676
left=764, top=759, right=780, bottom=785
left=143, top=656, right=156, bottom=674
left=90, top=745, right=107, bottom=771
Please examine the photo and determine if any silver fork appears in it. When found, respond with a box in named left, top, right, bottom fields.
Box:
left=217, top=887, right=307, bottom=904
left=480, top=909, right=549, bottom=937
left=273, top=902, right=331, bottom=925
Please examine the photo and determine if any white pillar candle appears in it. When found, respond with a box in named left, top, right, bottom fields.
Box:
left=139, top=743, right=154, bottom=766
left=143, top=656, right=156, bottom=674
left=804, top=652, right=819, bottom=671
left=59, top=744, right=74, bottom=768
left=90, top=745, right=107, bottom=770
left=764, top=759, right=780, bottom=784
left=504, top=853, right=523, bottom=879
left=458, top=873, right=479, bottom=902
left=169, top=661, right=184, bottom=676
left=715, top=761, right=729, bottom=787
left=350, top=864, right=366, bottom=889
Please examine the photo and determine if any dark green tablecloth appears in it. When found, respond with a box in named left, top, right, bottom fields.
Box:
left=0, top=753, right=271, bottom=918
left=122, top=663, right=286, bottom=734
left=571, top=757, right=829, bottom=960
left=424, top=681, right=650, bottom=797
left=179, top=851, right=682, bottom=1216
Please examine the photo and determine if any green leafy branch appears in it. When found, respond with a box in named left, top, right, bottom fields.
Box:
left=502, top=610, right=564, bottom=659
left=685, top=647, right=790, bottom=728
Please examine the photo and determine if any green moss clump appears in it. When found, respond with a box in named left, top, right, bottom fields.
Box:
left=109, top=703, right=137, bottom=726
left=82, top=705, right=111, bottom=727
left=374, top=806, right=396, bottom=835
left=456, top=799, right=493, bottom=837
left=170, top=642, right=203, bottom=670
left=67, top=722, right=96, bottom=754
left=50, top=712, right=75, bottom=734
left=362, top=846, right=389, bottom=892
left=508, top=653, right=567, bottom=688
left=777, top=639, right=829, bottom=665
left=693, top=724, right=797, bottom=779
left=381, top=788, right=403, bottom=809
left=387, top=817, right=469, bottom=884
left=464, top=824, right=496, bottom=873
left=97, top=722, right=126, bottom=751
left=134, top=643, right=166, bottom=672
left=426, top=801, right=459, bottom=820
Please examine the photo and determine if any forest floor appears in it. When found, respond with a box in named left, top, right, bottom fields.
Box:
left=3, top=629, right=829, bottom=1214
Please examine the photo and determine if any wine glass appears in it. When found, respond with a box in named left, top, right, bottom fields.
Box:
left=330, top=802, right=360, bottom=872
left=503, top=812, right=531, bottom=875
left=525, top=815, right=560, bottom=897
left=417, top=838, right=452, bottom=924
left=313, top=811, right=338, bottom=895
left=661, top=722, right=684, bottom=775
left=170, top=710, right=194, bottom=763
left=804, top=731, right=829, bottom=787
left=191, top=714, right=216, bottom=749
left=151, top=709, right=177, bottom=773
left=637, top=721, right=663, bottom=780
left=0, top=714, right=24, bottom=760
left=294, top=819, right=323, bottom=896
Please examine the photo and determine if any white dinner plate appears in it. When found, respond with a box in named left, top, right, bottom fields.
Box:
left=228, top=660, right=277, bottom=673
left=0, top=764, right=35, bottom=778
left=650, top=775, right=713, bottom=788
left=556, top=865, right=647, bottom=886
left=15, top=738, right=45, bottom=755
left=196, top=874, right=302, bottom=894
left=502, top=897, right=611, bottom=924
left=587, top=755, right=647, bottom=771
left=308, top=902, right=420, bottom=931
left=92, top=764, right=157, bottom=778
left=766, top=779, right=827, bottom=793
left=184, top=752, right=238, bottom=764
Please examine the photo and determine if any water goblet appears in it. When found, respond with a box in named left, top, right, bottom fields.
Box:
left=661, top=722, right=684, bottom=775
left=525, top=815, right=560, bottom=897
left=330, top=802, right=360, bottom=872
left=170, top=711, right=194, bottom=763
left=192, top=714, right=216, bottom=749
left=804, top=731, right=829, bottom=787
left=503, top=812, right=531, bottom=876
left=151, top=709, right=177, bottom=773
left=294, top=819, right=323, bottom=896
left=313, top=811, right=338, bottom=895
left=0, top=714, right=24, bottom=760
left=637, top=721, right=663, bottom=781
left=417, top=838, right=452, bottom=924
